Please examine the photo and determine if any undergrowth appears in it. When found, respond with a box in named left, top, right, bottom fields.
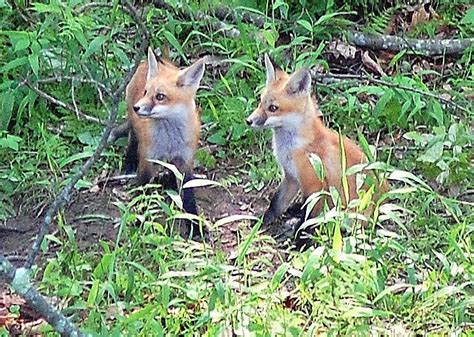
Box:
left=0, top=0, right=473, bottom=336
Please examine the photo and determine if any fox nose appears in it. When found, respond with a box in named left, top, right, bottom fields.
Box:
left=133, top=105, right=140, bottom=113
left=246, top=118, right=252, bottom=126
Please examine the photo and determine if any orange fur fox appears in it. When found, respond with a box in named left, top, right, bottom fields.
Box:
left=247, top=55, right=387, bottom=240
left=124, top=48, right=205, bottom=234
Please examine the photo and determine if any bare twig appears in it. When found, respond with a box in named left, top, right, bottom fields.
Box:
left=37, top=76, right=112, bottom=97
left=23, top=80, right=103, bottom=124
left=348, top=31, right=474, bottom=56
left=313, top=72, right=469, bottom=114
left=24, top=0, right=150, bottom=270
left=0, top=255, right=89, bottom=337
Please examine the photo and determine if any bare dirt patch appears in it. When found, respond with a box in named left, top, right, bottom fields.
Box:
left=0, top=164, right=296, bottom=267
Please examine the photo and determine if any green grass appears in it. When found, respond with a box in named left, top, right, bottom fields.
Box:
left=0, top=0, right=473, bottom=336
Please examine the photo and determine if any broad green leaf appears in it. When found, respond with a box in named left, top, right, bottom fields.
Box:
left=163, top=30, right=185, bottom=60
left=28, top=53, right=39, bottom=77
left=270, top=263, right=290, bottom=291
left=461, top=7, right=474, bottom=25
left=297, top=19, right=313, bottom=33
left=308, top=153, right=324, bottom=180
left=86, top=279, right=100, bottom=306
left=83, top=36, right=108, bottom=59
left=418, top=141, right=443, bottom=163
left=1, top=90, right=15, bottom=130
left=0, top=56, right=28, bottom=73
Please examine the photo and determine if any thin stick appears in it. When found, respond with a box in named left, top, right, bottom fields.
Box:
left=314, top=72, right=469, bottom=114
left=23, top=80, right=103, bottom=124
left=37, top=76, right=112, bottom=97
left=1, top=255, right=89, bottom=337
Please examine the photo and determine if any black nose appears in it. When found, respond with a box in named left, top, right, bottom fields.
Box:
left=246, top=119, right=252, bottom=126
left=133, top=106, right=140, bottom=112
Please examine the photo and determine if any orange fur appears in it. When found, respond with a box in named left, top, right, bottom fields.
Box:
left=247, top=56, right=388, bottom=224
left=125, top=50, right=203, bottom=182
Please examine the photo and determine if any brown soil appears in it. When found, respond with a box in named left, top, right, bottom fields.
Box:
left=0, top=164, right=298, bottom=271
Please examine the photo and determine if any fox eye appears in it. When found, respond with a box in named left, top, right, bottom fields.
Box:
left=144, top=90, right=147, bottom=95
left=268, top=104, right=278, bottom=112
left=156, top=93, right=166, bottom=101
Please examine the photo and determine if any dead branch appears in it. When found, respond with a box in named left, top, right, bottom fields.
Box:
left=0, top=255, right=89, bottom=337
left=23, top=80, right=103, bottom=124
left=211, top=5, right=272, bottom=28
left=313, top=72, right=469, bottom=114
left=348, top=31, right=474, bottom=56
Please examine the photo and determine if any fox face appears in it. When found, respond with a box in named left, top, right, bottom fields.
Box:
left=133, top=48, right=205, bottom=119
left=246, top=54, right=313, bottom=129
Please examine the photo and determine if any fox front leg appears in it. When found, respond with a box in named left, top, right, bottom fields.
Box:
left=263, top=175, right=299, bottom=225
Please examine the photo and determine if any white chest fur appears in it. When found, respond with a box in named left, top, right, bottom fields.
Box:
left=147, top=117, right=193, bottom=165
left=273, top=127, right=303, bottom=179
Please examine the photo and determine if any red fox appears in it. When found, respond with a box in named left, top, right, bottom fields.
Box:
left=124, top=48, right=205, bottom=236
left=247, top=55, right=387, bottom=242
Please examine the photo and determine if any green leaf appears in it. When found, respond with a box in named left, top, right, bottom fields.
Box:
left=461, top=8, right=474, bottom=25
left=1, top=90, right=15, bottom=130
left=0, top=134, right=22, bottom=150
left=297, top=19, right=313, bottom=33
left=28, top=54, right=39, bottom=77
left=270, top=263, right=290, bottom=291
left=86, top=279, right=100, bottom=306
left=428, top=99, right=444, bottom=126
left=83, top=36, right=108, bottom=59
left=308, top=153, right=324, bottom=180
left=93, top=253, right=114, bottom=278
left=163, top=30, right=185, bottom=60
left=0, top=56, right=28, bottom=73
left=418, top=141, right=443, bottom=163
left=332, top=222, right=342, bottom=255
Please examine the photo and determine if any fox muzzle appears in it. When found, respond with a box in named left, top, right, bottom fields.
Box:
left=246, top=109, right=267, bottom=128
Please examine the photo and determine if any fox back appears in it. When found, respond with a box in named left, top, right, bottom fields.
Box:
left=125, top=48, right=205, bottom=184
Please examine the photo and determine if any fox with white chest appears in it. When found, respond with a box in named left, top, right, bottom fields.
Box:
left=247, top=55, right=387, bottom=243
left=125, top=48, right=206, bottom=236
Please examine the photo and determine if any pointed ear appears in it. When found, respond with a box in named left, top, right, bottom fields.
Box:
left=147, top=47, right=159, bottom=81
left=177, top=58, right=205, bottom=88
left=264, top=54, right=276, bottom=86
left=285, top=68, right=311, bottom=95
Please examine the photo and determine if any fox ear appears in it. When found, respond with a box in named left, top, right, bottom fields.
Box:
left=264, top=54, right=276, bottom=86
left=177, top=58, right=205, bottom=88
left=147, top=47, right=159, bottom=80
left=285, top=68, right=311, bottom=95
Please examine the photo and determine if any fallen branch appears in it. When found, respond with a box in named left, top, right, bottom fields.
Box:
left=348, top=31, right=474, bottom=56
left=0, top=255, right=89, bottom=337
left=313, top=72, right=469, bottom=114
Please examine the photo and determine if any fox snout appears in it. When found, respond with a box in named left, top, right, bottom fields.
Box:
left=246, top=109, right=267, bottom=128
left=133, top=104, right=152, bottom=117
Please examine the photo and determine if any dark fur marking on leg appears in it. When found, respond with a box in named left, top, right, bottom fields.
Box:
left=124, top=129, right=139, bottom=175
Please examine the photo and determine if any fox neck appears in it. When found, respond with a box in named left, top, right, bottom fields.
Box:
left=273, top=98, right=321, bottom=145
left=147, top=106, right=196, bottom=166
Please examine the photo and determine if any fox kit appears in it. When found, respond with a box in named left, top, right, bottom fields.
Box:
left=125, top=48, right=205, bottom=234
left=247, top=55, right=387, bottom=241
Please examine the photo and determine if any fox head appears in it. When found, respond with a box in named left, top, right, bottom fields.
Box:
left=246, top=54, right=314, bottom=129
left=133, top=48, right=205, bottom=119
